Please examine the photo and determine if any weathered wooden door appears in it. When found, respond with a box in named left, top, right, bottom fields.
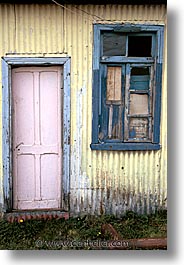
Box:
left=12, top=66, right=62, bottom=210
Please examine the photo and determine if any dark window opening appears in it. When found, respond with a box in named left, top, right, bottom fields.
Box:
left=131, top=67, right=149, bottom=75
left=128, top=36, right=152, bottom=57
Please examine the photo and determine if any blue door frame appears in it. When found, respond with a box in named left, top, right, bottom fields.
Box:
left=2, top=57, right=71, bottom=212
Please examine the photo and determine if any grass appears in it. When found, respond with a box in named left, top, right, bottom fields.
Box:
left=0, top=210, right=167, bottom=250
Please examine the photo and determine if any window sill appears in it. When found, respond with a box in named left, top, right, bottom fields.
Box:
left=90, top=143, right=161, bottom=151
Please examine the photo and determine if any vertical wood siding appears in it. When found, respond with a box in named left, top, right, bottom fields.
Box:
left=0, top=4, right=167, bottom=215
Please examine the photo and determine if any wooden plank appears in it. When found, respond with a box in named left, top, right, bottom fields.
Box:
left=103, top=32, right=126, bottom=56
left=107, top=67, right=115, bottom=101
left=93, top=25, right=101, bottom=70
left=108, top=104, right=113, bottom=138
left=4, top=57, right=70, bottom=65
left=100, top=65, right=109, bottom=141
left=61, top=58, right=71, bottom=210
left=130, top=76, right=150, bottom=90
left=101, top=57, right=154, bottom=64
left=124, top=64, right=130, bottom=141
left=129, top=94, right=149, bottom=115
left=148, top=65, right=154, bottom=140
left=90, top=143, right=161, bottom=151
left=107, top=66, right=122, bottom=102
left=112, top=104, right=123, bottom=139
left=153, top=63, right=162, bottom=143
left=95, top=24, right=164, bottom=33
left=34, top=72, right=41, bottom=145
left=106, top=67, right=122, bottom=139
left=114, top=67, right=122, bottom=100
left=129, top=118, right=149, bottom=139
left=101, top=223, right=167, bottom=250
left=2, top=59, right=12, bottom=210
left=92, top=69, right=99, bottom=143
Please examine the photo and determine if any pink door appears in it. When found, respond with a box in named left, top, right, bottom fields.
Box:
left=12, top=66, right=62, bottom=210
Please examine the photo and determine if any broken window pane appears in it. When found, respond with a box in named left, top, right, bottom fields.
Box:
left=128, top=36, right=152, bottom=57
left=129, top=94, right=149, bottom=115
left=129, top=118, right=149, bottom=139
left=103, top=32, right=126, bottom=56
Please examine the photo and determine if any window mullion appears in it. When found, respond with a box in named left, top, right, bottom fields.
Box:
left=124, top=64, right=130, bottom=141
left=148, top=65, right=154, bottom=141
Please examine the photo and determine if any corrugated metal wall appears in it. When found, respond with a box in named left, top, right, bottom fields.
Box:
left=0, top=4, right=167, bottom=215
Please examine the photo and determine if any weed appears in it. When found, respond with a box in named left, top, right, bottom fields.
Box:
left=0, top=210, right=167, bottom=250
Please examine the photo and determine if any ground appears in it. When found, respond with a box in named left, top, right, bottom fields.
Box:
left=0, top=210, right=167, bottom=250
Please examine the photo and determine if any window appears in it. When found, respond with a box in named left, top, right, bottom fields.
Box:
left=91, top=24, right=164, bottom=150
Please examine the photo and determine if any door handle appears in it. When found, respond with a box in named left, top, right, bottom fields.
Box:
left=15, top=142, right=24, bottom=150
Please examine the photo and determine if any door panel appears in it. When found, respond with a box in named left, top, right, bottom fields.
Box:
left=40, top=71, right=58, bottom=146
left=40, top=154, right=59, bottom=200
left=14, top=72, right=35, bottom=146
left=12, top=66, right=62, bottom=210
left=17, top=155, right=35, bottom=201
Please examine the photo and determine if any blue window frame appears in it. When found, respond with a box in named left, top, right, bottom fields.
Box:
left=90, top=24, right=164, bottom=151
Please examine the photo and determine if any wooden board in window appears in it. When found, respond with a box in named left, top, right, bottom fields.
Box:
left=106, top=66, right=122, bottom=104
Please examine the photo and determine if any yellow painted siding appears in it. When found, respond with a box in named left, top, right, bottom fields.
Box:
left=0, top=4, right=167, bottom=215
